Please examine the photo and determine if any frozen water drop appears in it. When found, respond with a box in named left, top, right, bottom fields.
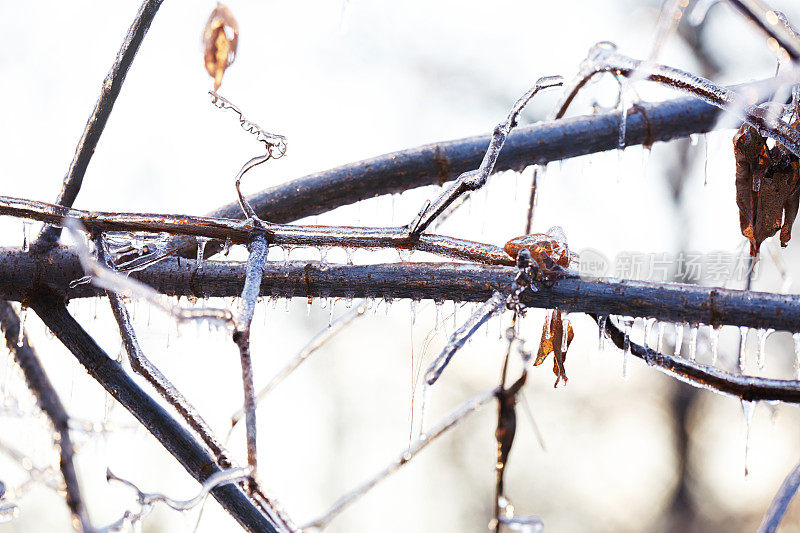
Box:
left=710, top=325, right=721, bottom=366
left=690, top=133, right=699, bottom=146
left=739, top=326, right=749, bottom=374
left=674, top=323, right=684, bottom=357
left=689, top=325, right=699, bottom=361
left=598, top=315, right=607, bottom=351
left=196, top=238, right=208, bottom=268
left=756, top=328, right=774, bottom=370
left=742, top=400, right=756, bottom=477
left=793, top=332, right=800, bottom=380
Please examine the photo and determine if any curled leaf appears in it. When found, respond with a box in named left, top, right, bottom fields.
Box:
left=734, top=122, right=800, bottom=256
left=504, top=226, right=573, bottom=279
left=203, top=4, right=238, bottom=91
left=535, top=309, right=574, bottom=387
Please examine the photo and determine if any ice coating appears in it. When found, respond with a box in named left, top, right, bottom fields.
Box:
left=504, top=225, right=572, bottom=271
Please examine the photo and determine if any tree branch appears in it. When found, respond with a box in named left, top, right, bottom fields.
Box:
left=27, top=295, right=288, bottom=533
left=35, top=0, right=165, bottom=250
left=0, top=300, right=93, bottom=532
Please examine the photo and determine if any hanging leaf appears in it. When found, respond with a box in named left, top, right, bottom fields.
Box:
left=534, top=309, right=573, bottom=387
left=203, top=4, right=239, bottom=91
left=734, top=122, right=800, bottom=256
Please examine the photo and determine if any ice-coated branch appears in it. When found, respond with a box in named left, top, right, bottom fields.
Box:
left=35, top=0, right=165, bottom=250
left=3, top=248, right=800, bottom=333
left=725, top=0, right=800, bottom=61
left=424, top=291, right=508, bottom=385
left=233, top=232, right=269, bottom=475
left=209, top=91, right=287, bottom=220
left=599, top=315, right=800, bottom=403
left=230, top=301, right=366, bottom=431
left=757, top=458, right=800, bottom=533
left=0, top=196, right=513, bottom=266
left=0, top=301, right=92, bottom=532
left=552, top=43, right=800, bottom=156
left=28, top=296, right=290, bottom=533
left=94, top=235, right=235, bottom=469
left=301, top=387, right=499, bottom=531
left=180, top=78, right=779, bottom=261
left=409, top=76, right=563, bottom=236
left=99, top=467, right=251, bottom=532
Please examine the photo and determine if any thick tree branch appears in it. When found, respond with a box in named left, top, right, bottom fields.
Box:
left=1, top=248, right=798, bottom=333
left=35, top=0, right=165, bottom=250
left=0, top=300, right=92, bottom=532
left=27, top=295, right=288, bottom=533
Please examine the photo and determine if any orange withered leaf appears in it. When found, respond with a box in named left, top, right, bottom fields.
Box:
left=203, top=4, right=239, bottom=91
left=734, top=122, right=800, bottom=256
left=535, top=309, right=574, bottom=387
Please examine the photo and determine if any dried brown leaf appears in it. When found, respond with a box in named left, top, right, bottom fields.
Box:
left=203, top=4, right=238, bottom=91
left=535, top=309, right=574, bottom=387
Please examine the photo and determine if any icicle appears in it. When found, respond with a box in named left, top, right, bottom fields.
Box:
left=756, top=328, right=775, bottom=370
left=410, top=300, right=418, bottom=326
left=741, top=400, right=756, bottom=477
left=397, top=249, right=411, bottom=262
left=328, top=299, right=335, bottom=327
left=657, top=322, right=665, bottom=353
left=710, top=325, right=721, bottom=366
left=622, top=317, right=632, bottom=380
left=434, top=300, right=443, bottom=331
left=703, top=135, right=709, bottom=186
left=195, top=238, right=208, bottom=268
left=306, top=296, right=313, bottom=316
left=739, top=326, right=749, bottom=373
left=416, top=383, right=431, bottom=440
left=689, top=325, right=699, bottom=361
left=618, top=100, right=628, bottom=150
left=690, top=133, right=699, bottom=146
left=16, top=307, right=27, bottom=348
left=674, top=323, right=684, bottom=357
left=598, top=315, right=607, bottom=351
left=643, top=318, right=654, bottom=349
left=21, top=221, right=30, bottom=252
left=384, top=297, right=393, bottom=316
left=345, top=248, right=355, bottom=266
left=222, top=236, right=232, bottom=256
left=794, top=332, right=800, bottom=380
left=283, top=246, right=293, bottom=277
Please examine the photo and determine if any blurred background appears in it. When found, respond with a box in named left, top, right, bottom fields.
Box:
left=2, top=0, right=800, bottom=531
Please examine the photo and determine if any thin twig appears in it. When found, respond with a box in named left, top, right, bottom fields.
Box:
left=725, top=0, right=800, bottom=61
left=28, top=296, right=290, bottom=533
left=94, top=234, right=235, bottom=469
left=409, top=76, right=564, bottom=236
left=35, top=0, right=165, bottom=250
left=757, top=457, right=800, bottom=533
left=301, top=387, right=499, bottom=531
left=233, top=232, right=269, bottom=475
left=0, top=301, right=93, bottom=532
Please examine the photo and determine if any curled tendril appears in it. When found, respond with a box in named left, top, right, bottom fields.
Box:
left=209, top=91, right=288, bottom=221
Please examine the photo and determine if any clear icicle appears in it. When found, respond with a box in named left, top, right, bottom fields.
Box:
left=21, top=221, right=30, bottom=252
left=16, top=307, right=27, bottom=348
left=424, top=292, right=506, bottom=385
left=643, top=318, right=654, bottom=349
left=195, top=238, right=208, bottom=268
left=657, top=322, right=665, bottom=353
left=703, top=135, right=709, bottom=186
left=674, top=323, right=684, bottom=357
left=689, top=325, right=699, bottom=361
left=710, top=325, right=721, bottom=366
left=622, top=317, right=633, bottom=380
left=222, top=236, right=232, bottom=256
left=739, top=326, right=749, bottom=374
left=416, top=383, right=431, bottom=440
left=793, top=332, right=800, bottom=380
left=742, top=400, right=756, bottom=477
left=598, top=315, right=607, bottom=351
left=756, top=328, right=775, bottom=371
left=410, top=300, right=417, bottom=326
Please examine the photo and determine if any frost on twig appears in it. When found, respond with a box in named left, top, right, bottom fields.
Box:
left=99, top=467, right=251, bottom=532
left=409, top=76, right=563, bottom=236
left=210, top=91, right=287, bottom=221
left=301, top=387, right=498, bottom=531
left=64, top=219, right=235, bottom=327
